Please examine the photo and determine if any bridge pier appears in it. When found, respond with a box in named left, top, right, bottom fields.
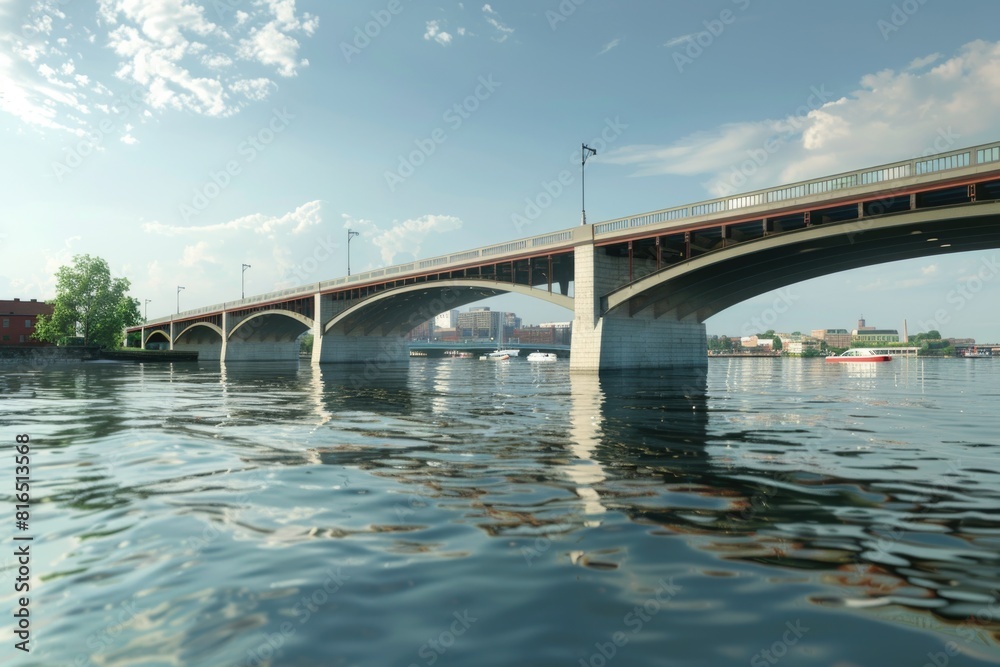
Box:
left=571, top=244, right=706, bottom=371
left=224, top=341, right=301, bottom=361
left=314, top=332, right=409, bottom=364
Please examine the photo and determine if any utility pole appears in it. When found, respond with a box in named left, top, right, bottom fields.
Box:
left=581, top=143, right=597, bottom=225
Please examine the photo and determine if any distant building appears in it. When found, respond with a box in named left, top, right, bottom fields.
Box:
left=741, top=335, right=773, bottom=350
left=434, top=310, right=459, bottom=329
left=786, top=338, right=821, bottom=355
left=0, top=298, right=53, bottom=346
left=513, top=324, right=572, bottom=346
left=406, top=320, right=431, bottom=340
left=852, top=328, right=899, bottom=344
left=812, top=328, right=851, bottom=348
left=458, top=308, right=501, bottom=339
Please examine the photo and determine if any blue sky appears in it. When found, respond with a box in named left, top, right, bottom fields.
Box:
left=2, top=0, right=1000, bottom=341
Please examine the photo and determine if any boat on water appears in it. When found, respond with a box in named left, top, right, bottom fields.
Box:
left=961, top=347, right=993, bottom=358
left=482, top=326, right=519, bottom=359
left=480, top=353, right=510, bottom=361
left=825, top=348, right=892, bottom=363
left=526, top=352, right=557, bottom=362
left=485, top=349, right=519, bottom=358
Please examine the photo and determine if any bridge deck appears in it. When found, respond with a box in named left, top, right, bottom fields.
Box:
left=131, top=138, right=1000, bottom=331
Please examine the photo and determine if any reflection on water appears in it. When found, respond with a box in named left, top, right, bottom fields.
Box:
left=1, top=357, right=999, bottom=666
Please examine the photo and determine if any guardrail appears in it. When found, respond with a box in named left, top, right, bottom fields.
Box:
left=592, top=138, right=1000, bottom=237
left=140, top=226, right=589, bottom=327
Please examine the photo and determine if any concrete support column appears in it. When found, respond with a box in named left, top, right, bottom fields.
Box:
left=140, top=326, right=146, bottom=350
left=311, top=292, right=338, bottom=364
left=169, top=321, right=176, bottom=350
left=315, top=332, right=409, bottom=364
left=570, top=243, right=707, bottom=371
left=221, top=311, right=229, bottom=361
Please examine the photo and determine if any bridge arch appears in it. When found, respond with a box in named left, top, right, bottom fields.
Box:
left=144, top=330, right=171, bottom=347
left=175, top=322, right=224, bottom=343
left=229, top=309, right=314, bottom=341
left=604, top=202, right=1000, bottom=322
left=323, top=280, right=574, bottom=336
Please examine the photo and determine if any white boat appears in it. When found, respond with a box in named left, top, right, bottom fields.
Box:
left=484, top=326, right=519, bottom=358
left=961, top=347, right=992, bottom=358
left=526, top=352, right=557, bottom=362
left=825, top=348, right=892, bottom=363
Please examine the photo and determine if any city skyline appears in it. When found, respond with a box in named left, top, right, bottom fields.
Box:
left=3, top=2, right=1000, bottom=341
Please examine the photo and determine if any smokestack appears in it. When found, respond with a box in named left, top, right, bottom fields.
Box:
left=902, top=319, right=908, bottom=344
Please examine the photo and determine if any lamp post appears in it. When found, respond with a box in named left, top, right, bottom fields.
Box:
left=242, top=263, right=251, bottom=299
left=144, top=299, right=151, bottom=322
left=347, top=229, right=360, bottom=276
left=581, top=143, right=597, bottom=225
left=176, top=286, right=185, bottom=314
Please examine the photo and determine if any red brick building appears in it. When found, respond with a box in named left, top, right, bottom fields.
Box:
left=1, top=299, right=54, bottom=346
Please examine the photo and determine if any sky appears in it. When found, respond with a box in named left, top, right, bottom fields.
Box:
left=2, top=0, right=1000, bottom=341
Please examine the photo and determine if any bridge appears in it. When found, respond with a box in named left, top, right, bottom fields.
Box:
left=129, top=139, right=1000, bottom=371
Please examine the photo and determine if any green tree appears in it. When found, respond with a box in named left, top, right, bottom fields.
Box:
left=772, top=336, right=783, bottom=351
left=33, top=254, right=140, bottom=348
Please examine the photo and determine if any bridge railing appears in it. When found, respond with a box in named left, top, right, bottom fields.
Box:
left=592, top=138, right=1000, bottom=237
left=140, top=226, right=590, bottom=327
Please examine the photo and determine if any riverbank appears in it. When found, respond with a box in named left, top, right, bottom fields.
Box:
left=0, top=346, right=198, bottom=368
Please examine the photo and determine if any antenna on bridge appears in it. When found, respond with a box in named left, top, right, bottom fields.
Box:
left=581, top=143, right=597, bottom=225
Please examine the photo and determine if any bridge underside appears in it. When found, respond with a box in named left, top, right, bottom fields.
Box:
left=317, top=281, right=575, bottom=364
left=606, top=203, right=1000, bottom=321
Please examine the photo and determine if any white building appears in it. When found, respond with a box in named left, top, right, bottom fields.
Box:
left=435, top=309, right=459, bottom=329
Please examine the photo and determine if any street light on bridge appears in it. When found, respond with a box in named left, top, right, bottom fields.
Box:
left=242, top=263, right=251, bottom=299
left=176, top=286, right=185, bottom=314
left=347, top=229, right=360, bottom=276
left=144, top=299, right=151, bottom=322
left=581, top=143, right=597, bottom=226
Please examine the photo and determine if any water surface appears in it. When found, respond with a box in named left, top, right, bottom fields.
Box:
left=1, top=357, right=999, bottom=666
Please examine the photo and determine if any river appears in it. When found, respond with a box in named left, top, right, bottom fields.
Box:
left=1, top=356, right=999, bottom=666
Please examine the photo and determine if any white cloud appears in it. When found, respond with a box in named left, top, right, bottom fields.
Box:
left=230, top=77, right=276, bottom=101
left=664, top=34, right=696, bottom=48
left=144, top=200, right=324, bottom=237
left=603, top=39, right=1000, bottom=197
left=598, top=38, right=620, bottom=56
left=343, top=213, right=463, bottom=265
left=482, top=4, right=513, bottom=42
left=237, top=20, right=305, bottom=77
left=0, top=0, right=319, bottom=136
left=424, top=20, right=453, bottom=47
left=180, top=240, right=219, bottom=267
